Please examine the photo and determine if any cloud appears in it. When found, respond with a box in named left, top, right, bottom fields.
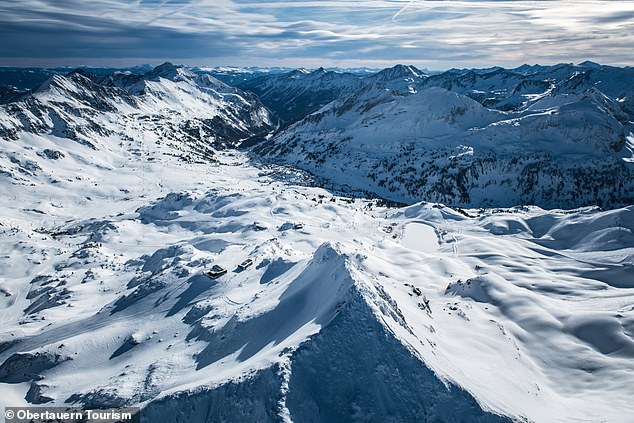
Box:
left=0, top=0, right=633, bottom=68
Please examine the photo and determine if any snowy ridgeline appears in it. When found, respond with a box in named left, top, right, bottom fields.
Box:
left=0, top=63, right=273, bottom=164
left=0, top=62, right=633, bottom=422
left=252, top=67, right=634, bottom=209
left=1, top=61, right=634, bottom=209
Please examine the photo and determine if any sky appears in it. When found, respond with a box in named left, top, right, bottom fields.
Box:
left=1, top=0, right=634, bottom=69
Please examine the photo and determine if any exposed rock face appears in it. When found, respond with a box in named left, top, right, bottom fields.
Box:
left=0, top=352, right=71, bottom=383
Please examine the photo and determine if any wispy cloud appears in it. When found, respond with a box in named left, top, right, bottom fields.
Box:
left=1, top=0, right=633, bottom=68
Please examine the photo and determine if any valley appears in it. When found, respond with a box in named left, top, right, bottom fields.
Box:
left=0, top=62, right=633, bottom=422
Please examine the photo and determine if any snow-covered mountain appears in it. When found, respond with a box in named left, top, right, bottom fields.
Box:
left=0, top=65, right=154, bottom=94
left=0, top=63, right=273, bottom=160
left=417, top=62, right=634, bottom=119
left=1, top=62, right=633, bottom=423
left=226, top=61, right=634, bottom=128
left=363, top=64, right=426, bottom=95
left=256, top=65, right=634, bottom=209
left=225, top=64, right=426, bottom=125
left=233, top=68, right=365, bottom=126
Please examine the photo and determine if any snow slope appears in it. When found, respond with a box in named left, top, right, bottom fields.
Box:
left=1, top=138, right=633, bottom=421
left=1, top=62, right=633, bottom=423
left=0, top=63, right=273, bottom=157
left=234, top=68, right=365, bottom=126
left=258, top=84, right=633, bottom=209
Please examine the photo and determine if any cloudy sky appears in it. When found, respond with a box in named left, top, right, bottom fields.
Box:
left=1, top=0, right=633, bottom=69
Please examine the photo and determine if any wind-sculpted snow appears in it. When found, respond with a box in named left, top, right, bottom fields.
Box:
left=1, top=62, right=634, bottom=422
left=1, top=136, right=633, bottom=421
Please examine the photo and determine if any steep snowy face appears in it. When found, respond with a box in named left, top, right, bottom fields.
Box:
left=0, top=73, right=136, bottom=149
left=257, top=84, right=633, bottom=208
left=234, top=68, right=365, bottom=126
left=362, top=64, right=426, bottom=95
left=0, top=63, right=273, bottom=156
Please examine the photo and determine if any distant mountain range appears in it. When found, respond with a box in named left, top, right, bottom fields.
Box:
left=1, top=61, right=633, bottom=209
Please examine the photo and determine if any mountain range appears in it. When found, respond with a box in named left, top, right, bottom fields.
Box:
left=0, top=61, right=633, bottom=423
left=232, top=61, right=633, bottom=208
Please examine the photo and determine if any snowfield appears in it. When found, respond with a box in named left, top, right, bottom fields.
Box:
left=0, top=63, right=633, bottom=422
left=1, top=143, right=632, bottom=422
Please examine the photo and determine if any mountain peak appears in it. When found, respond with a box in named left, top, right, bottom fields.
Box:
left=287, top=68, right=310, bottom=78
left=34, top=73, right=89, bottom=94
left=145, top=62, right=193, bottom=82
left=578, top=60, right=603, bottom=69
left=394, top=64, right=417, bottom=73
left=373, top=64, right=424, bottom=81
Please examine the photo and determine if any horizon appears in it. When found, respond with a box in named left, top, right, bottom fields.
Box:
left=0, top=59, right=629, bottom=74
left=2, top=1, right=633, bottom=69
